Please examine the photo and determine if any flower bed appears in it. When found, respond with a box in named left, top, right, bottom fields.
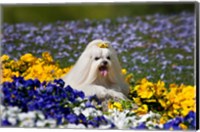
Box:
left=1, top=12, right=196, bottom=130
left=0, top=53, right=196, bottom=130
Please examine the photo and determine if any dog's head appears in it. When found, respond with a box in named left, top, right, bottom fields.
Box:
left=63, top=39, right=127, bottom=91
left=86, top=40, right=112, bottom=78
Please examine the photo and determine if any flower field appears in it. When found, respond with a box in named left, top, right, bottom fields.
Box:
left=0, top=12, right=196, bottom=130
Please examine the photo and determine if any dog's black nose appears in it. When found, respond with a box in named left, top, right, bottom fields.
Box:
left=103, top=61, right=108, bottom=65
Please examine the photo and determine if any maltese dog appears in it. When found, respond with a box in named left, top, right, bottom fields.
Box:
left=63, top=39, right=129, bottom=100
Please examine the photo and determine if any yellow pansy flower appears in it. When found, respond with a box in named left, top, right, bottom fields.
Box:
left=133, top=97, right=142, bottom=105
left=107, top=101, right=113, bottom=109
left=42, top=52, right=53, bottom=62
left=20, top=53, right=36, bottom=63
left=108, top=101, right=123, bottom=111
left=1, top=69, right=12, bottom=83
left=121, top=68, right=127, bottom=75
left=181, top=85, right=195, bottom=99
left=1, top=52, right=73, bottom=83
left=155, top=80, right=167, bottom=97
left=113, top=102, right=123, bottom=111
left=12, top=71, right=20, bottom=77
left=125, top=73, right=134, bottom=84
left=1, top=54, right=10, bottom=61
left=145, top=99, right=156, bottom=103
left=62, top=65, right=73, bottom=74
left=134, top=104, right=148, bottom=115
left=181, top=99, right=195, bottom=116
left=167, top=111, right=175, bottom=118
left=158, top=99, right=168, bottom=109
left=173, top=109, right=179, bottom=115
left=179, top=123, right=187, bottom=130
left=129, top=77, right=196, bottom=118
left=137, top=81, right=155, bottom=99
left=172, top=103, right=181, bottom=109
left=159, top=116, right=168, bottom=124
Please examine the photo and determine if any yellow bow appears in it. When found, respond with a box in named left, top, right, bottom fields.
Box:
left=97, top=43, right=109, bottom=48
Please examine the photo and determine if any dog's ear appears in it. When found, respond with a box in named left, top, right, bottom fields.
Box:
left=106, top=44, right=129, bottom=96
left=63, top=49, right=92, bottom=87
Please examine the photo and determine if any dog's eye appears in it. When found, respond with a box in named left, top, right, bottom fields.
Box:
left=107, top=56, right=110, bottom=60
left=95, top=57, right=100, bottom=60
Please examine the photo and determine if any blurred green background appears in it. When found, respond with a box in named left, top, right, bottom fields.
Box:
left=2, top=3, right=195, bottom=24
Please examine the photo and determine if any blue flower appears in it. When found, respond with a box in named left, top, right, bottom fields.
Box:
left=46, top=85, right=55, bottom=93
left=61, top=107, right=71, bottom=114
left=88, top=116, right=111, bottom=127
left=56, top=114, right=63, bottom=125
left=172, top=126, right=181, bottom=130
left=33, top=79, right=41, bottom=87
left=74, top=90, right=85, bottom=99
left=2, top=83, right=11, bottom=98
left=135, top=123, right=146, bottom=129
left=2, top=77, right=111, bottom=127
left=78, top=113, right=87, bottom=124
left=184, top=111, right=196, bottom=128
left=163, top=121, right=173, bottom=129
left=66, top=114, right=78, bottom=124
left=85, top=101, right=94, bottom=108
left=89, top=95, right=101, bottom=104
left=65, top=85, right=74, bottom=93
left=24, top=79, right=35, bottom=89
left=163, top=115, right=195, bottom=130
left=54, top=79, right=65, bottom=87
left=1, top=120, right=12, bottom=126
left=174, top=117, right=183, bottom=125
left=27, top=101, right=37, bottom=111
left=184, top=111, right=195, bottom=122
left=36, top=98, right=44, bottom=107
left=88, top=119, right=98, bottom=127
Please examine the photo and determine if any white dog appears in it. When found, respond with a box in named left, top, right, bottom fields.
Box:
left=62, top=39, right=129, bottom=100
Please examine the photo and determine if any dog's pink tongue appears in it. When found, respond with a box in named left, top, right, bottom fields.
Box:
left=100, top=69, right=108, bottom=77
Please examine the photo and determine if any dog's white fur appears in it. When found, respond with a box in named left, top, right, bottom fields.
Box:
left=62, top=39, right=129, bottom=100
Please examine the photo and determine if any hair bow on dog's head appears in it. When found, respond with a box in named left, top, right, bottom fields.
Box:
left=97, top=42, right=109, bottom=48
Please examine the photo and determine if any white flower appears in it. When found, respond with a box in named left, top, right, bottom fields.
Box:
left=82, top=107, right=96, bottom=117
left=146, top=121, right=157, bottom=129
left=35, top=119, right=57, bottom=128
left=76, top=124, right=86, bottom=129
left=87, top=124, right=94, bottom=129
left=104, top=109, right=164, bottom=129
left=99, top=124, right=112, bottom=129
left=80, top=102, right=86, bottom=107
left=44, top=119, right=57, bottom=128
left=73, top=107, right=81, bottom=115
left=18, top=113, right=29, bottom=121
left=36, top=112, right=45, bottom=120
left=8, top=117, right=17, bottom=125
left=1, top=111, right=7, bottom=120
left=27, top=111, right=37, bottom=119
left=36, top=120, right=46, bottom=127
left=0, top=105, right=5, bottom=113
left=66, top=123, right=86, bottom=129
left=18, top=111, right=38, bottom=121
left=10, top=106, right=21, bottom=113
left=157, top=124, right=163, bottom=129
left=19, top=119, right=35, bottom=127
left=4, top=108, right=18, bottom=118
left=65, top=124, right=77, bottom=128
left=105, top=109, right=132, bottom=129
left=96, top=110, right=103, bottom=116
left=76, top=97, right=83, bottom=101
